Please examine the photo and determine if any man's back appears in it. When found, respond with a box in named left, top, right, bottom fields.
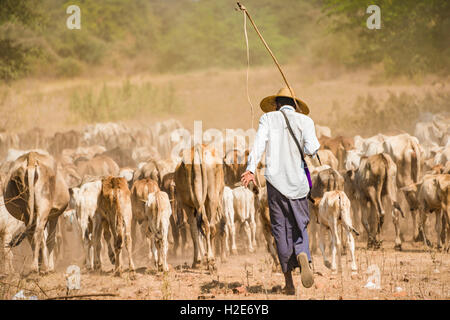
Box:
left=246, top=105, right=320, bottom=199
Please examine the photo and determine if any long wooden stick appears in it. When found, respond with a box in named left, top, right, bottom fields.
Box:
left=44, top=293, right=118, bottom=300
left=236, top=2, right=301, bottom=112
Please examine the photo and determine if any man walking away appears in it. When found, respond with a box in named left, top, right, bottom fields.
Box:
left=241, top=87, right=320, bottom=295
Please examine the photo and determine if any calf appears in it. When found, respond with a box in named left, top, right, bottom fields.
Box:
left=145, top=191, right=172, bottom=272
left=418, top=174, right=450, bottom=249
left=130, top=178, right=159, bottom=262
left=0, top=193, right=25, bottom=274
left=318, top=191, right=359, bottom=274
left=232, top=186, right=256, bottom=253
left=222, top=186, right=237, bottom=255
left=94, top=176, right=135, bottom=276
left=355, top=153, right=404, bottom=250
left=69, top=180, right=103, bottom=269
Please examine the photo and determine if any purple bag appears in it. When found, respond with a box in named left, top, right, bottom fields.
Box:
left=304, top=166, right=313, bottom=189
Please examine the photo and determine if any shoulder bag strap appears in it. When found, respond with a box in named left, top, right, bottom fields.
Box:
left=279, top=109, right=307, bottom=167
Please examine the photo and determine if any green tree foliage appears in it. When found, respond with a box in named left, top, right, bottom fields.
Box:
left=322, top=0, right=450, bottom=76
left=0, top=0, right=45, bottom=81
left=0, top=0, right=448, bottom=80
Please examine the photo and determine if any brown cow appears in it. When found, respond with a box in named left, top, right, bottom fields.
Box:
left=93, top=176, right=135, bottom=276
left=354, top=153, right=404, bottom=250
left=75, top=154, right=120, bottom=178
left=130, top=178, right=160, bottom=261
left=417, top=174, right=450, bottom=250
left=309, top=167, right=345, bottom=255
left=319, top=136, right=355, bottom=171
left=174, top=144, right=224, bottom=269
left=161, top=172, right=188, bottom=257
left=383, top=134, right=423, bottom=242
left=4, top=152, right=69, bottom=273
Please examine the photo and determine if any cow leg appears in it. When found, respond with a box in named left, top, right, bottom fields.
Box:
left=178, top=208, right=188, bottom=253
left=201, top=205, right=215, bottom=270
left=344, top=225, right=357, bottom=274
left=250, top=215, right=257, bottom=251
left=93, top=217, right=103, bottom=271
left=169, top=215, right=179, bottom=257
left=229, top=216, right=238, bottom=255
left=102, top=223, right=116, bottom=266
left=367, top=189, right=383, bottom=248
left=309, top=212, right=318, bottom=254
left=318, top=223, right=331, bottom=269
left=340, top=224, right=348, bottom=256
left=392, top=207, right=403, bottom=251
left=31, top=216, right=47, bottom=273
left=0, top=233, right=6, bottom=274
left=361, top=201, right=373, bottom=248
left=411, top=208, right=423, bottom=242
left=223, top=219, right=230, bottom=255
left=420, top=211, right=431, bottom=248
left=2, top=233, right=15, bottom=274
left=149, top=237, right=158, bottom=270
left=330, top=218, right=342, bottom=273
left=243, top=221, right=254, bottom=253
left=131, top=217, right=140, bottom=256
left=187, top=208, right=201, bottom=268
left=45, top=217, right=59, bottom=272
left=124, top=219, right=135, bottom=273
left=162, top=225, right=169, bottom=272
left=435, top=209, right=443, bottom=250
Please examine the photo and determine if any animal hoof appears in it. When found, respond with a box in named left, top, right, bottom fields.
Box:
left=394, top=244, right=402, bottom=251
left=231, top=249, right=238, bottom=255
left=324, top=261, right=332, bottom=269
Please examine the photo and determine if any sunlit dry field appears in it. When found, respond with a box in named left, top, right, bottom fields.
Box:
left=1, top=213, right=449, bottom=300
left=0, top=66, right=449, bottom=301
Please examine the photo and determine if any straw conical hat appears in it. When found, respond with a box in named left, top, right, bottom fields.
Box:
left=260, top=87, right=309, bottom=115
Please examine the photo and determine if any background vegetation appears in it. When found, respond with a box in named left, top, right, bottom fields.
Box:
left=1, top=0, right=449, bottom=82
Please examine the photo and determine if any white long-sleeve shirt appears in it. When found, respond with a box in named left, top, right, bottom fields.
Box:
left=246, top=105, right=320, bottom=199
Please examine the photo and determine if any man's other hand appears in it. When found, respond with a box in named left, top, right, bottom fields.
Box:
left=241, top=171, right=256, bottom=188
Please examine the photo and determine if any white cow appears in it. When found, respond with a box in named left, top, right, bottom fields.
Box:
left=434, top=146, right=450, bottom=167
left=359, top=134, right=387, bottom=157
left=0, top=194, right=25, bottom=274
left=222, top=186, right=237, bottom=255
left=344, top=149, right=362, bottom=171
left=232, top=186, right=256, bottom=253
left=318, top=191, right=359, bottom=274
left=316, top=125, right=332, bottom=139
left=69, top=180, right=102, bottom=269
left=145, top=191, right=172, bottom=272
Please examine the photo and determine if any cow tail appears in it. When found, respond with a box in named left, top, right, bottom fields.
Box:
left=27, top=160, right=36, bottom=228
left=193, top=145, right=208, bottom=238
left=114, top=190, right=123, bottom=248
left=155, top=191, right=163, bottom=241
left=9, top=157, right=37, bottom=248
left=339, top=193, right=360, bottom=236
left=411, top=139, right=421, bottom=183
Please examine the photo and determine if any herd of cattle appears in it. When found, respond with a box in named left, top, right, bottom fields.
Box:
left=0, top=113, right=449, bottom=277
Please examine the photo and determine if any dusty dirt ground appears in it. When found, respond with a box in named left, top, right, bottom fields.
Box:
left=1, top=229, right=449, bottom=300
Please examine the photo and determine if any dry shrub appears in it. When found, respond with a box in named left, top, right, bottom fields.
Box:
left=330, top=90, right=450, bottom=137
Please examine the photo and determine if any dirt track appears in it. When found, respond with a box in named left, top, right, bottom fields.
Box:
left=2, top=238, right=448, bottom=300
